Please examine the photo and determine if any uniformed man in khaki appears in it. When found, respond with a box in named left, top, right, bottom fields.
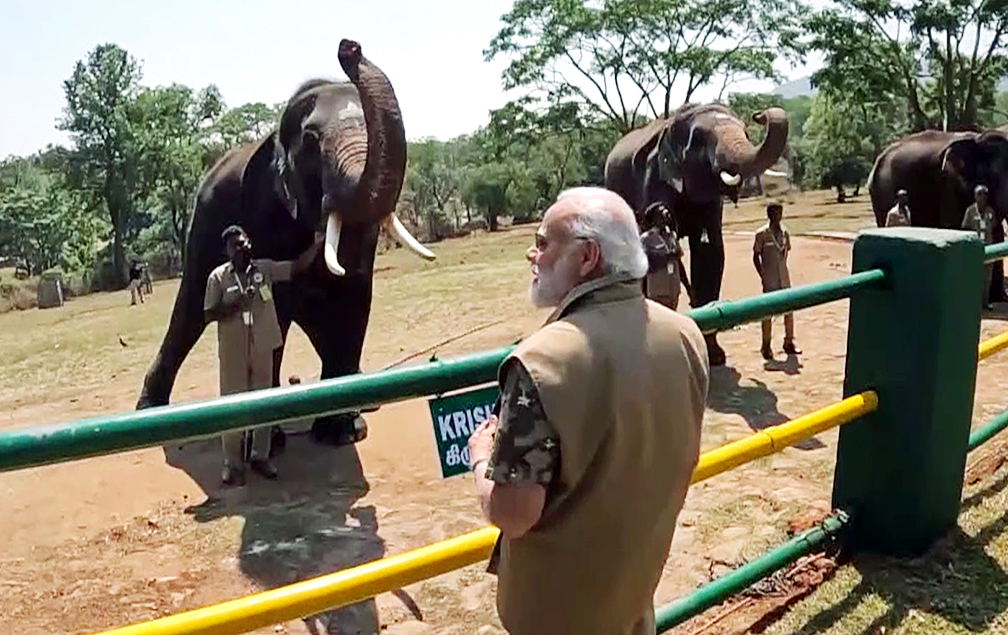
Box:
left=467, top=186, right=710, bottom=635
left=885, top=189, right=911, bottom=227
left=639, top=202, right=686, bottom=311
left=962, top=184, right=997, bottom=309
left=204, top=225, right=322, bottom=486
left=753, top=201, right=801, bottom=360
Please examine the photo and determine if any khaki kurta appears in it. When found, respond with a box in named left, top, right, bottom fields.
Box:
left=963, top=203, right=997, bottom=306
left=753, top=223, right=792, bottom=291
left=204, top=258, right=292, bottom=396
left=885, top=205, right=911, bottom=227
left=641, top=228, right=681, bottom=310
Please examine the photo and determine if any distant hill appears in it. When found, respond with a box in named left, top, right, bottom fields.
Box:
left=771, top=74, right=1008, bottom=97
left=773, top=76, right=815, bottom=98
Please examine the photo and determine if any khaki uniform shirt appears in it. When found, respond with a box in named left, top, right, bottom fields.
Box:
left=753, top=223, right=792, bottom=291
left=204, top=258, right=293, bottom=395
left=962, top=203, right=995, bottom=245
left=885, top=205, right=911, bottom=227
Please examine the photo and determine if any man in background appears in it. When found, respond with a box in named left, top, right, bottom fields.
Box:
left=753, top=200, right=801, bottom=360
left=886, top=189, right=911, bottom=227
left=962, top=184, right=997, bottom=309
left=466, top=186, right=710, bottom=635
left=204, top=225, right=322, bottom=486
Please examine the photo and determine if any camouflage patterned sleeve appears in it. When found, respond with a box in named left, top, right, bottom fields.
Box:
left=484, top=360, right=561, bottom=486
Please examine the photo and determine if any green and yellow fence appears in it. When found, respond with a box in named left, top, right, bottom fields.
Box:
left=1, top=227, right=1008, bottom=634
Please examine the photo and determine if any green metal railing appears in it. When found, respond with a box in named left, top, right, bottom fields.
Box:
left=0, top=267, right=888, bottom=474
left=984, top=241, right=1008, bottom=263
left=969, top=408, right=1008, bottom=451
left=655, top=510, right=850, bottom=632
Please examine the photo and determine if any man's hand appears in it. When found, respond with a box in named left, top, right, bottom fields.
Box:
left=468, top=414, right=498, bottom=473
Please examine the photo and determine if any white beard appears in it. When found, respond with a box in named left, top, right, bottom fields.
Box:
left=529, top=257, right=577, bottom=308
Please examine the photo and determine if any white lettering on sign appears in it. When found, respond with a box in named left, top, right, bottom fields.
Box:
left=445, top=443, right=471, bottom=468
left=437, top=404, right=494, bottom=443
left=438, top=413, right=455, bottom=441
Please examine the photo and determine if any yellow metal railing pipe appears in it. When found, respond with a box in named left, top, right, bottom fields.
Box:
left=691, top=390, right=878, bottom=484
left=978, top=329, right=1008, bottom=361
left=90, top=526, right=501, bottom=635
left=89, top=391, right=878, bottom=635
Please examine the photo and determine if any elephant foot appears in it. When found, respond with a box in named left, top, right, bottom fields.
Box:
left=135, top=393, right=167, bottom=411
left=269, top=426, right=287, bottom=458
left=311, top=411, right=369, bottom=447
left=705, top=334, right=727, bottom=367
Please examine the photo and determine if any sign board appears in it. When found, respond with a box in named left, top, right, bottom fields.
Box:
left=427, top=384, right=500, bottom=478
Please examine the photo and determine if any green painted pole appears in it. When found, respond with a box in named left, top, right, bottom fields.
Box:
left=968, top=409, right=1008, bottom=451
left=833, top=227, right=983, bottom=557
left=0, top=345, right=514, bottom=472
left=654, top=510, right=849, bottom=633
left=984, top=242, right=1008, bottom=263
left=687, top=269, right=886, bottom=334
left=0, top=270, right=886, bottom=473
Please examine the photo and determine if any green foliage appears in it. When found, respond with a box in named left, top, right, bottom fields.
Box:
left=485, top=0, right=803, bottom=134
left=802, top=0, right=1008, bottom=132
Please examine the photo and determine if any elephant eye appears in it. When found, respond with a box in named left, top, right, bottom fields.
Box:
left=301, top=127, right=320, bottom=148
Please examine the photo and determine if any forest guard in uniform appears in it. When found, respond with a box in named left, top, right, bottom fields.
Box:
left=203, top=225, right=322, bottom=486
left=753, top=200, right=801, bottom=360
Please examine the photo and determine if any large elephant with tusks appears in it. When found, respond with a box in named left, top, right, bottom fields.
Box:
left=604, top=103, right=790, bottom=366
left=136, top=39, right=437, bottom=445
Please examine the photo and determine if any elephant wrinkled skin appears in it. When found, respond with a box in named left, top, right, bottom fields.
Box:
left=604, top=102, right=790, bottom=366
left=867, top=128, right=1008, bottom=302
left=135, top=40, right=437, bottom=444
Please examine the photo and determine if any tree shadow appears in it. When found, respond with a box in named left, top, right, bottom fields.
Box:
left=787, top=513, right=1008, bottom=635
left=706, top=366, right=825, bottom=450
left=162, top=432, right=422, bottom=634
left=763, top=354, right=804, bottom=376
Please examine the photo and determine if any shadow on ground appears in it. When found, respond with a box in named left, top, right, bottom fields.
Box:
left=163, top=427, right=421, bottom=635
left=783, top=468, right=1008, bottom=635
left=706, top=365, right=825, bottom=451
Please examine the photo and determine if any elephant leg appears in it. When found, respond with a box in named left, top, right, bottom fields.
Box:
left=265, top=318, right=293, bottom=458
left=685, top=201, right=727, bottom=367
left=288, top=273, right=375, bottom=447
left=136, top=270, right=208, bottom=409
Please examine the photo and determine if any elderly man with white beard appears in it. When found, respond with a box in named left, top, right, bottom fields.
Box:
left=466, top=186, right=711, bottom=635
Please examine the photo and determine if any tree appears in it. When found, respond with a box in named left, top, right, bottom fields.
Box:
left=57, top=43, right=146, bottom=287
left=484, top=0, right=803, bottom=134
left=802, top=0, right=1008, bottom=132
left=134, top=83, right=222, bottom=262
left=800, top=93, right=877, bottom=200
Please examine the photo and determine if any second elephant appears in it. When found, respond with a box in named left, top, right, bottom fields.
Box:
left=604, top=102, right=790, bottom=366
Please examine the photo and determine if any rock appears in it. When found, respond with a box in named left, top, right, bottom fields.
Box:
left=382, top=621, right=433, bottom=635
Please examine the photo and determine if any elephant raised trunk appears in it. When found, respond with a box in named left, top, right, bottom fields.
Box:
left=714, top=107, right=790, bottom=185
left=321, top=39, right=435, bottom=276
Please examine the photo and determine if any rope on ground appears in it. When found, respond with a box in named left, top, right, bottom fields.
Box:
left=379, top=319, right=508, bottom=371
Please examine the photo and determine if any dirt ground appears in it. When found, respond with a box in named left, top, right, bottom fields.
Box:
left=2, top=190, right=1008, bottom=635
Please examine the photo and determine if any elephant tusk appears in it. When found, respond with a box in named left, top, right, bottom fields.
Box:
left=386, top=213, right=437, bottom=261
left=324, top=213, right=346, bottom=276
left=763, top=169, right=789, bottom=178
left=720, top=171, right=742, bottom=186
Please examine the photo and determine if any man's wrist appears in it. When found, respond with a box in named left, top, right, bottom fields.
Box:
left=471, top=457, right=489, bottom=476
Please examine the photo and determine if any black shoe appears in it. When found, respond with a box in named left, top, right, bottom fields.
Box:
left=783, top=340, right=802, bottom=355
left=221, top=464, right=246, bottom=486
left=250, top=458, right=278, bottom=479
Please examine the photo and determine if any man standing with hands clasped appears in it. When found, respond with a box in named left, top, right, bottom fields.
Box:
left=204, top=225, right=322, bottom=486
left=753, top=200, right=801, bottom=360
left=466, top=186, right=710, bottom=635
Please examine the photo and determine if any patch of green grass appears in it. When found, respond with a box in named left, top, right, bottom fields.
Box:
left=763, top=457, right=1008, bottom=635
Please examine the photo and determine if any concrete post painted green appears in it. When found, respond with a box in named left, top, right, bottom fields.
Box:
left=833, top=227, right=983, bottom=557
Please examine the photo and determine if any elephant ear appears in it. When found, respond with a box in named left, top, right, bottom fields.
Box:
left=241, top=132, right=297, bottom=220
left=649, top=124, right=684, bottom=194
left=940, top=137, right=980, bottom=189
left=976, top=130, right=1008, bottom=179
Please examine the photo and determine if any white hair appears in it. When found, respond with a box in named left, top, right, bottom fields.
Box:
left=556, top=187, right=649, bottom=279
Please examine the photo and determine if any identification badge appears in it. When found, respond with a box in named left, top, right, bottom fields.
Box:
left=242, top=311, right=252, bottom=326
left=259, top=284, right=272, bottom=302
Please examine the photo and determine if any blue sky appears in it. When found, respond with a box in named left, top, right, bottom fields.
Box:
left=0, top=0, right=817, bottom=159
